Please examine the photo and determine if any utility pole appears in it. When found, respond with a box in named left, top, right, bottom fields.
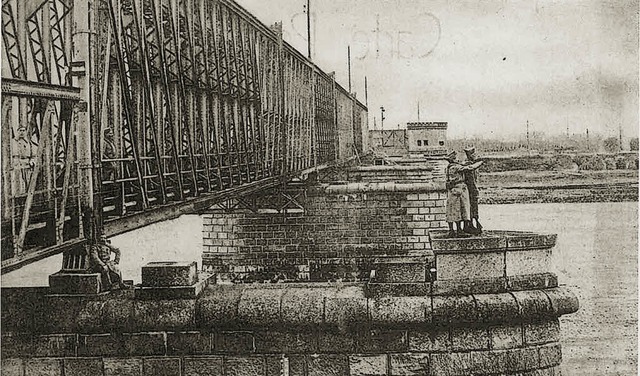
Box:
left=347, top=45, right=352, bottom=93
left=619, top=126, right=623, bottom=151
left=364, top=76, right=368, bottom=107
left=526, top=120, right=530, bottom=152
left=380, top=106, right=386, bottom=129
left=586, top=128, right=590, bottom=152
left=417, top=101, right=420, bottom=121
left=306, top=0, right=311, bottom=59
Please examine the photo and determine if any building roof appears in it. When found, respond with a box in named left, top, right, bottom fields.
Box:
left=406, top=122, right=448, bottom=130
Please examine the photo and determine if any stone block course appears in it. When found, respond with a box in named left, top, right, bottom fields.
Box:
left=167, top=331, right=212, bottom=355
left=183, top=356, right=224, bottom=376
left=430, top=352, right=473, bottom=376
left=435, top=251, right=505, bottom=280
left=33, top=334, right=77, bottom=357
left=317, top=331, right=358, bottom=353
left=2, top=358, right=24, bottom=376
left=490, top=324, right=523, bottom=350
left=24, top=358, right=63, bottom=376
left=451, top=325, right=490, bottom=351
left=538, top=343, right=562, bottom=368
left=369, top=296, right=430, bottom=324
left=122, top=332, right=166, bottom=356
left=133, top=300, right=196, bottom=330
left=104, top=358, right=142, bottom=376
left=506, top=248, right=552, bottom=277
left=225, top=356, right=266, bottom=376
left=2, top=333, right=34, bottom=358
left=408, top=328, right=451, bottom=352
left=78, top=334, right=124, bottom=357
left=524, top=319, right=560, bottom=346
left=254, top=331, right=316, bottom=353
left=358, top=330, right=408, bottom=353
left=432, top=295, right=478, bottom=324
left=474, top=293, right=520, bottom=323
left=388, top=353, right=429, bottom=376
left=143, top=358, right=181, bottom=376
left=307, top=354, right=349, bottom=376
left=63, top=358, right=103, bottom=376
left=349, top=355, right=387, bottom=376
left=215, top=332, right=255, bottom=354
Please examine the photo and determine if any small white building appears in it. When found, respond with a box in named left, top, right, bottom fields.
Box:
left=406, top=122, right=448, bottom=156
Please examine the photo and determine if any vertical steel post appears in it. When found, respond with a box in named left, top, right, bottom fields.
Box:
left=72, top=0, right=99, bottom=242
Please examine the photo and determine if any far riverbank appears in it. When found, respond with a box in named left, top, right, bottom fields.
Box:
left=478, top=170, right=638, bottom=204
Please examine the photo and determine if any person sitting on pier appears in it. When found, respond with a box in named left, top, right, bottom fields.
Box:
left=88, top=235, right=127, bottom=290
left=445, top=151, right=484, bottom=238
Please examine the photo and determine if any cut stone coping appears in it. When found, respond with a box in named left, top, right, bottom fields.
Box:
left=347, top=165, right=436, bottom=172
left=2, top=284, right=578, bottom=334
left=429, top=230, right=557, bottom=253
left=324, top=182, right=446, bottom=194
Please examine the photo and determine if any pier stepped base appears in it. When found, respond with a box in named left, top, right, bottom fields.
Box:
left=1, top=231, right=577, bottom=375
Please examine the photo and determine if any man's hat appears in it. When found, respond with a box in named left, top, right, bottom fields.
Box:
left=446, top=151, right=456, bottom=160
left=464, top=147, right=476, bottom=157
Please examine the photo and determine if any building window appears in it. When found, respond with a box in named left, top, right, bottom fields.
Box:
left=417, top=140, right=422, bottom=146
left=439, top=140, right=445, bottom=146
left=423, top=140, right=429, bottom=146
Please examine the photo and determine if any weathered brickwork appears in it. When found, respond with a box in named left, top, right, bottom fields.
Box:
left=202, top=189, right=448, bottom=282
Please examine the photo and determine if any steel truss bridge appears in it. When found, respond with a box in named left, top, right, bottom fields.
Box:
left=1, top=0, right=368, bottom=272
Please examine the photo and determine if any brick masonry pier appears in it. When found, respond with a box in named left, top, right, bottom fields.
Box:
left=1, top=162, right=579, bottom=375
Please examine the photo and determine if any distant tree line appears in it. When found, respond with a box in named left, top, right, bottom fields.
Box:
left=449, top=133, right=639, bottom=155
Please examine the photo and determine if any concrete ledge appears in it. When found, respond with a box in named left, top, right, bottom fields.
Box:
left=429, top=230, right=557, bottom=253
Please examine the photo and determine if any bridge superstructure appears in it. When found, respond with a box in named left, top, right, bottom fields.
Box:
left=1, top=0, right=367, bottom=272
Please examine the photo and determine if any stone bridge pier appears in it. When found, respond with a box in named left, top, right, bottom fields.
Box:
left=1, top=163, right=578, bottom=375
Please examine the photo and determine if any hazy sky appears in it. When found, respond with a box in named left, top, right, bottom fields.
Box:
left=236, top=0, right=638, bottom=139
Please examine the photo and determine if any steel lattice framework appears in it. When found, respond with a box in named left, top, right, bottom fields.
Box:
left=1, top=0, right=368, bottom=272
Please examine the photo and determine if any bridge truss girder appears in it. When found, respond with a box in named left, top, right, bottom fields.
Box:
left=1, top=0, right=368, bottom=273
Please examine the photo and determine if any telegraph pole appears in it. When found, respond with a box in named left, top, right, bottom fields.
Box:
left=306, top=0, right=311, bottom=59
left=586, top=128, right=590, bottom=152
left=526, top=120, right=530, bottom=152
left=364, top=76, right=368, bottom=107
left=347, top=45, right=352, bottom=93
left=417, top=101, right=420, bottom=121
left=619, top=126, right=623, bottom=151
left=380, top=106, right=386, bottom=129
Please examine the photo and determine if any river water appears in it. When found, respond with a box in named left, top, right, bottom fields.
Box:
left=2, top=202, right=637, bottom=375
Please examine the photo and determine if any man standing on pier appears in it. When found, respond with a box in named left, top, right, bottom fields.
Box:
left=445, top=151, right=484, bottom=238
left=464, top=147, right=483, bottom=234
